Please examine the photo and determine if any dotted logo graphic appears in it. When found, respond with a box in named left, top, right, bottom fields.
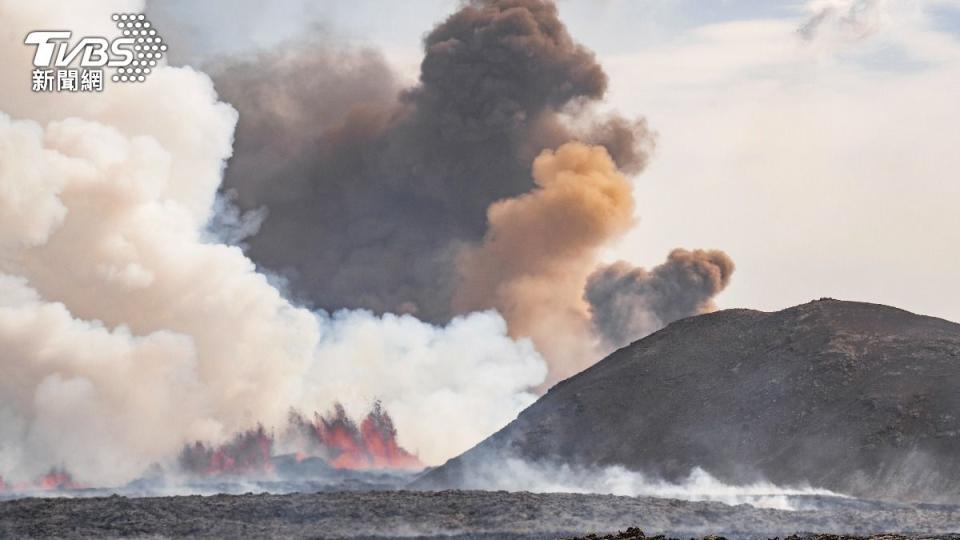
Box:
left=111, top=13, right=166, bottom=83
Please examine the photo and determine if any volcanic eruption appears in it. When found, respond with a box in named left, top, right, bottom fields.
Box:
left=0, top=0, right=733, bottom=493
left=177, top=402, right=421, bottom=480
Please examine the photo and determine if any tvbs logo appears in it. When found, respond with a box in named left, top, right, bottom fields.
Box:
left=25, top=13, right=166, bottom=92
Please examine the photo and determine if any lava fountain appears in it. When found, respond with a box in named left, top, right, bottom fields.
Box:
left=179, top=401, right=422, bottom=479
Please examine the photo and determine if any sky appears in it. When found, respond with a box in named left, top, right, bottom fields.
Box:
left=557, top=1, right=956, bottom=324
left=585, top=0, right=960, bottom=324
left=148, top=0, right=960, bottom=324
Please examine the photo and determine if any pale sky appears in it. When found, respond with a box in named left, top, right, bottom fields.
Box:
left=590, top=1, right=960, bottom=324
left=151, top=0, right=960, bottom=323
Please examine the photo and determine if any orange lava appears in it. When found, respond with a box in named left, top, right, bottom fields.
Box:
left=310, top=402, right=423, bottom=471
left=39, top=467, right=80, bottom=490
left=177, top=402, right=422, bottom=478
left=0, top=467, right=81, bottom=492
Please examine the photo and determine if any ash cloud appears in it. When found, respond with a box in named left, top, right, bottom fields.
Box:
left=210, top=0, right=654, bottom=322
left=585, top=249, right=735, bottom=350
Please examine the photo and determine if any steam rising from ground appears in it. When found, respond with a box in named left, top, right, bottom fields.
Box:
left=438, top=458, right=843, bottom=510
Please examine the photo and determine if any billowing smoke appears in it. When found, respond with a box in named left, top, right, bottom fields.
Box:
left=0, top=0, right=736, bottom=489
left=200, top=0, right=669, bottom=383
left=0, top=1, right=545, bottom=486
left=209, top=0, right=654, bottom=322
left=454, top=142, right=635, bottom=383
left=451, top=143, right=731, bottom=382
left=585, top=249, right=736, bottom=350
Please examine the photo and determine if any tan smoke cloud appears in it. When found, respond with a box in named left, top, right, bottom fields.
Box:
left=454, top=142, right=635, bottom=384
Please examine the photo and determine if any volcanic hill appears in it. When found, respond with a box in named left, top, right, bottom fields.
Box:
left=418, top=299, right=960, bottom=502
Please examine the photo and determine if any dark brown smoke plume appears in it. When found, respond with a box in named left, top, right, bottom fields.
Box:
left=205, top=0, right=736, bottom=385
left=212, top=0, right=653, bottom=321
left=585, top=249, right=736, bottom=350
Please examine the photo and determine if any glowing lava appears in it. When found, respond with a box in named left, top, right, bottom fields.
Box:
left=0, top=467, right=81, bottom=493
left=305, top=402, right=423, bottom=470
left=178, top=402, right=422, bottom=478
left=39, top=467, right=80, bottom=490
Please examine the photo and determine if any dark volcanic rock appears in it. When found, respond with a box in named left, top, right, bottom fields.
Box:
left=419, top=299, right=960, bottom=502
left=2, top=491, right=960, bottom=539
left=564, top=533, right=958, bottom=540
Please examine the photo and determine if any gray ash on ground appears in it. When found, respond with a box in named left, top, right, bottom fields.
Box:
left=1, top=490, right=959, bottom=539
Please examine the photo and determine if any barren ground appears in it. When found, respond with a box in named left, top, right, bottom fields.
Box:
left=1, top=490, right=959, bottom=539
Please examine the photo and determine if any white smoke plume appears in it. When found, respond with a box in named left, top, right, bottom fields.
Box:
left=0, top=0, right=546, bottom=486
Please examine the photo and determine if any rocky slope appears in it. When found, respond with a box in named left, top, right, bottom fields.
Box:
left=419, top=300, right=960, bottom=502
